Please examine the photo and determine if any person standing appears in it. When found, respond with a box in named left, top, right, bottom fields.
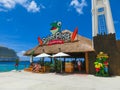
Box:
left=77, top=60, right=81, bottom=72
left=15, top=58, right=19, bottom=71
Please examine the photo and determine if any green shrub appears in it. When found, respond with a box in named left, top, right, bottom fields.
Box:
left=55, top=59, right=61, bottom=73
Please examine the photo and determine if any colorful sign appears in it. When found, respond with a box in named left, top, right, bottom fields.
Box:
left=42, top=31, right=71, bottom=45
left=38, top=21, right=78, bottom=46
left=50, top=21, right=62, bottom=34
left=48, top=40, right=64, bottom=45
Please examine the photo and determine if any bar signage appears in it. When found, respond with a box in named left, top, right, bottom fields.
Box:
left=42, top=31, right=71, bottom=45
left=37, top=21, right=78, bottom=46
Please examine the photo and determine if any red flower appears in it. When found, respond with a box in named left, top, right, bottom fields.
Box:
left=96, top=68, right=100, bottom=72
left=104, top=61, right=108, bottom=66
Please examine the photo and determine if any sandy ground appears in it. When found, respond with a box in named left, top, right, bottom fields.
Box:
left=0, top=70, right=120, bottom=90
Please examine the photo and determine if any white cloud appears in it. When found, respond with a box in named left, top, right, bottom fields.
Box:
left=0, top=0, right=43, bottom=13
left=17, top=50, right=30, bottom=61
left=17, top=50, right=26, bottom=57
left=0, top=0, right=15, bottom=9
left=15, top=0, right=27, bottom=5
left=25, top=1, right=40, bottom=13
left=70, top=0, right=87, bottom=14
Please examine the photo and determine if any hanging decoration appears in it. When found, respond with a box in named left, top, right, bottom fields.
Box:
left=94, top=52, right=109, bottom=77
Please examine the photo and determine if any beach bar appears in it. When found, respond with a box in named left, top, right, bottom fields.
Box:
left=24, top=29, right=94, bottom=74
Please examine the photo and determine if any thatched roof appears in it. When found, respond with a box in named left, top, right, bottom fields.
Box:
left=24, top=30, right=94, bottom=56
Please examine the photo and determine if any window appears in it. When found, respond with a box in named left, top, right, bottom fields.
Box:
left=98, top=8, right=104, bottom=12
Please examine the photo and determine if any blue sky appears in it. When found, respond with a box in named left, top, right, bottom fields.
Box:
left=0, top=0, right=120, bottom=57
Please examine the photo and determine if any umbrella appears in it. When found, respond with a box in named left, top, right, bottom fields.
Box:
left=36, top=53, right=51, bottom=57
left=52, top=52, right=70, bottom=73
left=52, top=52, right=69, bottom=57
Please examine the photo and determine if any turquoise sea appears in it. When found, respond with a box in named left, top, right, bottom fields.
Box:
left=0, top=61, right=30, bottom=72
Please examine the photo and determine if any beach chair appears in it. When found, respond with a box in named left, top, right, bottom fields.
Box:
left=32, top=64, right=45, bottom=73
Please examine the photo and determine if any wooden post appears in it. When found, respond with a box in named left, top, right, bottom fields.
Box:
left=85, top=52, right=89, bottom=74
left=74, top=58, right=76, bottom=72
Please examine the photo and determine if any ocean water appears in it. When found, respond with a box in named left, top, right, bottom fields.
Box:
left=0, top=61, right=30, bottom=72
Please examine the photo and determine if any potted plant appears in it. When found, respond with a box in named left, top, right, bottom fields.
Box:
left=55, top=59, right=61, bottom=73
left=50, top=64, right=55, bottom=72
left=94, top=52, right=109, bottom=77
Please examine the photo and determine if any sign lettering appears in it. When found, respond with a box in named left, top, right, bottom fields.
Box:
left=42, top=32, right=71, bottom=45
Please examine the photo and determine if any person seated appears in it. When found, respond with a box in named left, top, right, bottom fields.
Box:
left=32, top=63, right=42, bottom=73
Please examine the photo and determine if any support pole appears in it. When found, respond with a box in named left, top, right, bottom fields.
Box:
left=63, top=58, right=65, bottom=72
left=30, top=55, right=33, bottom=64
left=61, top=60, right=62, bottom=73
left=50, top=57, right=52, bottom=64
left=85, top=52, right=89, bottom=74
